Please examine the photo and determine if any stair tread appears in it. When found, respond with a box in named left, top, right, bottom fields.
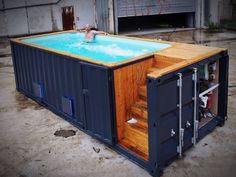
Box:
left=147, top=67, right=159, bottom=73
left=131, top=104, right=148, bottom=120
left=123, top=123, right=148, bottom=157
left=119, top=137, right=148, bottom=160
left=127, top=117, right=148, bottom=130
left=125, top=122, right=148, bottom=135
left=138, top=85, right=147, bottom=99
left=135, top=99, right=147, bottom=109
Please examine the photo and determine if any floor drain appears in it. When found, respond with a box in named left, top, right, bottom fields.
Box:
left=54, top=129, right=76, bottom=138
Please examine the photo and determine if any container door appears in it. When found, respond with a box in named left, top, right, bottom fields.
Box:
left=148, top=70, right=195, bottom=174
left=38, top=53, right=85, bottom=128
left=81, top=63, right=113, bottom=145
left=181, top=72, right=195, bottom=151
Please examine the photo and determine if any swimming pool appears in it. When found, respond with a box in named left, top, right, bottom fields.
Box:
left=21, top=32, right=171, bottom=63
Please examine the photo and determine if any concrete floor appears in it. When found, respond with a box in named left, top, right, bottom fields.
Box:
left=0, top=30, right=236, bottom=177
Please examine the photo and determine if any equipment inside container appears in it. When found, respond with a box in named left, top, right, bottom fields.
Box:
left=198, top=60, right=219, bottom=128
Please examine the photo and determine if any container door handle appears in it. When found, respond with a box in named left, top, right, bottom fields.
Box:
left=177, top=73, right=184, bottom=157
left=192, top=68, right=198, bottom=145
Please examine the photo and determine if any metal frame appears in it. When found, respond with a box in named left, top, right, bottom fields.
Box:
left=192, top=68, right=198, bottom=145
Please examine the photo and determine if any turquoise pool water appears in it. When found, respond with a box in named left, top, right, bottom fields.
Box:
left=21, top=32, right=171, bottom=63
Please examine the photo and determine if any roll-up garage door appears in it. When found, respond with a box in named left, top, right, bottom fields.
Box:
left=117, top=0, right=195, bottom=17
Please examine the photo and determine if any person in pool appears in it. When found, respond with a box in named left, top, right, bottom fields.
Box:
left=83, top=24, right=108, bottom=42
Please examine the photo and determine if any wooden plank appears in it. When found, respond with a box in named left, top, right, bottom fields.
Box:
left=154, top=54, right=184, bottom=63
left=130, top=105, right=148, bottom=120
left=119, top=137, right=148, bottom=160
left=124, top=123, right=148, bottom=149
left=114, top=69, right=126, bottom=140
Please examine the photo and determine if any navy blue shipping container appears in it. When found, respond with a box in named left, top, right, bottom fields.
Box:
left=11, top=31, right=229, bottom=177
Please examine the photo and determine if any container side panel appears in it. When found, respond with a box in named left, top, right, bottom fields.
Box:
left=147, top=71, right=195, bottom=174
left=218, top=54, right=229, bottom=121
left=82, top=63, right=113, bottom=145
left=11, top=43, right=85, bottom=127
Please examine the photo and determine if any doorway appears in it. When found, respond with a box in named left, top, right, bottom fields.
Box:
left=62, top=6, right=75, bottom=30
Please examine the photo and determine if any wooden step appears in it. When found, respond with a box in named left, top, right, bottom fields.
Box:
left=138, top=85, right=147, bottom=100
left=153, top=60, right=176, bottom=69
left=131, top=104, right=148, bottom=120
left=136, top=99, right=147, bottom=109
left=119, top=137, right=148, bottom=160
left=147, top=67, right=159, bottom=73
left=123, top=123, right=148, bottom=156
left=127, top=116, right=148, bottom=130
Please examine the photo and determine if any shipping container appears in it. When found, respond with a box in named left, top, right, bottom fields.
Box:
left=11, top=31, right=229, bottom=177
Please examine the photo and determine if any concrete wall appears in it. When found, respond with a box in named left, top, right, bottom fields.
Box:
left=4, top=0, right=26, bottom=8
left=195, top=0, right=233, bottom=28
left=5, top=9, right=29, bottom=36
left=0, top=0, right=96, bottom=37
left=0, top=12, right=7, bottom=35
left=208, top=0, right=233, bottom=24
left=195, top=0, right=204, bottom=28
left=28, top=6, right=53, bottom=34
left=75, top=0, right=95, bottom=29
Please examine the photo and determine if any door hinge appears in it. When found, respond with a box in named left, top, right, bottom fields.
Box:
left=177, top=128, right=184, bottom=154
left=177, top=79, right=182, bottom=87
left=192, top=120, right=199, bottom=144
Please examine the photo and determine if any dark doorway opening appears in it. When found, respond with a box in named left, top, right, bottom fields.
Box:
left=118, top=13, right=194, bottom=34
left=62, top=6, right=75, bottom=30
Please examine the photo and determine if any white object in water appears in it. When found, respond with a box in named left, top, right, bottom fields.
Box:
left=127, top=118, right=138, bottom=124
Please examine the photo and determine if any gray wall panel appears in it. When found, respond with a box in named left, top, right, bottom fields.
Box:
left=5, top=8, right=28, bottom=36
left=117, top=0, right=196, bottom=17
left=27, top=5, right=53, bottom=34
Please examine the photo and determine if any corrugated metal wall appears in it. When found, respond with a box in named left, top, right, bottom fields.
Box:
left=95, top=0, right=109, bottom=31
left=11, top=42, right=114, bottom=145
left=117, top=0, right=196, bottom=17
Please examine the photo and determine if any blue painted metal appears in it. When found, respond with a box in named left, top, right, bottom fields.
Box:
left=217, top=53, right=229, bottom=125
left=147, top=52, right=228, bottom=176
left=11, top=41, right=114, bottom=145
left=81, top=62, right=113, bottom=145
left=33, top=82, right=44, bottom=98
left=61, top=96, right=73, bottom=116
left=147, top=71, right=195, bottom=175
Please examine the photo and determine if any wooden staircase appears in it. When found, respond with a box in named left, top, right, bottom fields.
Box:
left=117, top=56, right=184, bottom=160
left=120, top=66, right=160, bottom=160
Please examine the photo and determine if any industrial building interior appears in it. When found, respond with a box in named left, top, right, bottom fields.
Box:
left=0, top=0, right=236, bottom=177
left=118, top=13, right=194, bottom=34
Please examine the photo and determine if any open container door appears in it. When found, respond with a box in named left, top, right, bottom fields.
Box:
left=147, top=68, right=197, bottom=176
left=146, top=51, right=229, bottom=176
